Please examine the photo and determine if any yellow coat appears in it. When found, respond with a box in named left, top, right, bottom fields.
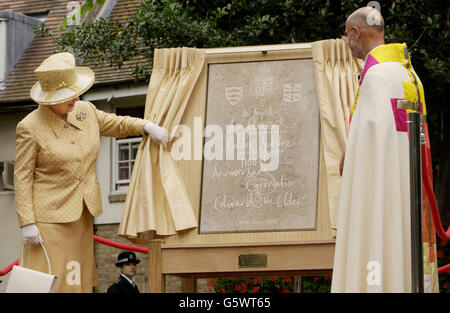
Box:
left=14, top=100, right=148, bottom=227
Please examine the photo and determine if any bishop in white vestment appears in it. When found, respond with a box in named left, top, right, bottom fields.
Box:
left=331, top=7, right=438, bottom=292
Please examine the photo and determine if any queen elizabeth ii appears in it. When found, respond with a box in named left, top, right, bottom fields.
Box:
left=14, top=52, right=169, bottom=292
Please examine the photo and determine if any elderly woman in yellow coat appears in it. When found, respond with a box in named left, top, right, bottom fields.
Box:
left=14, top=52, right=169, bottom=292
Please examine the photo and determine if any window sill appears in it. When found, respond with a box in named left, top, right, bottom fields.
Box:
left=0, top=190, right=14, bottom=196
left=108, top=193, right=127, bottom=203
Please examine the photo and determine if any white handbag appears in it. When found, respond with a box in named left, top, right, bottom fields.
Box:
left=6, top=241, right=57, bottom=293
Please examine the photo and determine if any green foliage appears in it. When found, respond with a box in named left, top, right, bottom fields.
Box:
left=33, top=23, right=51, bottom=37
left=60, top=0, right=106, bottom=30
left=55, top=0, right=349, bottom=80
left=57, top=18, right=138, bottom=70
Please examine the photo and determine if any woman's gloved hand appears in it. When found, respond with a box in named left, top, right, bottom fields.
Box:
left=22, top=223, right=42, bottom=245
left=144, top=122, right=169, bottom=148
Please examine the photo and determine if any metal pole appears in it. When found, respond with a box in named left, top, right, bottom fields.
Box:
left=408, top=111, right=423, bottom=293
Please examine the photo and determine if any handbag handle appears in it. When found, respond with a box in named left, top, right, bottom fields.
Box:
left=19, top=241, right=52, bottom=275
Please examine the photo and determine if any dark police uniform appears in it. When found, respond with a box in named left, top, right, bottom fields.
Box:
left=107, top=251, right=141, bottom=293
left=107, top=274, right=140, bottom=293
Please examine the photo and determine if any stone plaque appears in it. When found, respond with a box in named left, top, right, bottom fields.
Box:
left=199, top=59, right=320, bottom=233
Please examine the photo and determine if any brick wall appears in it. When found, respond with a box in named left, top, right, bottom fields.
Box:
left=93, top=223, right=149, bottom=293
left=93, top=223, right=182, bottom=293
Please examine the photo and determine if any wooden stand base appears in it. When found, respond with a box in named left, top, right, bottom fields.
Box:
left=148, top=239, right=165, bottom=292
left=148, top=240, right=334, bottom=293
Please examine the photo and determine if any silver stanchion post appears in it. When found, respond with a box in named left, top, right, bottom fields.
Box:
left=408, top=111, right=423, bottom=293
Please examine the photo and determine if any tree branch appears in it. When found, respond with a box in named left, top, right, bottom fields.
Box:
left=409, top=28, right=427, bottom=51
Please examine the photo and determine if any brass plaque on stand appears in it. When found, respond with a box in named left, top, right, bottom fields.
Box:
left=238, top=254, right=268, bottom=268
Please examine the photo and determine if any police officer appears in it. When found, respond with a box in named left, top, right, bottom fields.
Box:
left=107, top=251, right=141, bottom=293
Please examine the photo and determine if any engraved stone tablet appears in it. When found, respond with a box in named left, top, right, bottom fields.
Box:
left=199, top=59, right=320, bottom=233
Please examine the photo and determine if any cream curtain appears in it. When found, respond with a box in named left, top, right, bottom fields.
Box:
left=118, top=47, right=205, bottom=242
left=311, top=39, right=363, bottom=233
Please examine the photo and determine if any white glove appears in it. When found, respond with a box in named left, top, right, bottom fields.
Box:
left=144, top=122, right=169, bottom=148
left=22, top=224, right=42, bottom=245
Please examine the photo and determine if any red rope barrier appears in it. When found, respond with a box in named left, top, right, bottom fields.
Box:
left=420, top=125, right=450, bottom=276
left=1, top=218, right=450, bottom=277
left=93, top=235, right=148, bottom=254
left=422, top=145, right=450, bottom=240
left=0, top=235, right=148, bottom=277
left=0, top=258, right=18, bottom=276
left=438, top=263, right=450, bottom=275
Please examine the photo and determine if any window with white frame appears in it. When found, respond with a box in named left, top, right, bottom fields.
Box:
left=0, top=160, right=14, bottom=192
left=112, top=105, right=145, bottom=193
left=114, top=137, right=141, bottom=192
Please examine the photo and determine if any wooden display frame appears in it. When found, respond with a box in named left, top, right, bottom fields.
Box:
left=146, top=43, right=336, bottom=292
left=148, top=240, right=334, bottom=292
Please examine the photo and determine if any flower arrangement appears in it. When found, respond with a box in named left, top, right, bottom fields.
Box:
left=205, top=275, right=331, bottom=293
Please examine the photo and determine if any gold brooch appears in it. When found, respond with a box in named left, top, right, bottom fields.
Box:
left=76, top=111, right=86, bottom=121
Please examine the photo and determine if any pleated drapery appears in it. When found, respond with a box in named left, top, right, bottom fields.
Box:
left=311, top=39, right=363, bottom=233
left=118, top=47, right=205, bottom=242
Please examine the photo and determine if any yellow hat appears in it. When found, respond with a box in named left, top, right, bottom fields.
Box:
left=30, top=52, right=95, bottom=105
